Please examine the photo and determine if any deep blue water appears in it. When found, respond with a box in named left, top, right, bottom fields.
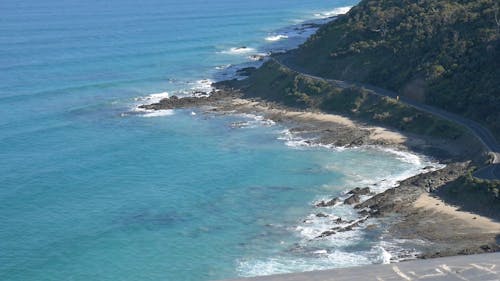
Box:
left=0, top=1, right=438, bottom=280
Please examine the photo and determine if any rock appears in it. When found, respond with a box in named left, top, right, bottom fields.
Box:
left=249, top=54, right=266, bottom=61
left=334, top=217, right=343, bottom=223
left=343, top=194, right=360, bottom=205
left=317, top=230, right=336, bottom=238
left=138, top=90, right=236, bottom=111
left=315, top=197, right=340, bottom=207
left=337, top=225, right=354, bottom=232
left=348, top=187, right=372, bottom=196
left=192, top=91, right=208, bottom=97
left=236, top=67, right=257, bottom=77
left=316, top=213, right=329, bottom=218
left=358, top=209, right=370, bottom=216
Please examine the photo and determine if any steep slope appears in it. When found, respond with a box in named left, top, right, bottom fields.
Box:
left=287, top=0, right=499, bottom=137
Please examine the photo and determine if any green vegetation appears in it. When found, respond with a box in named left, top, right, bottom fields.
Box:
left=289, top=0, right=499, bottom=138
left=222, top=60, right=463, bottom=139
left=439, top=172, right=500, bottom=209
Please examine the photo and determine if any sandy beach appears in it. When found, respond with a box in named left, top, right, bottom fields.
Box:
left=139, top=89, right=500, bottom=259
left=414, top=193, right=500, bottom=233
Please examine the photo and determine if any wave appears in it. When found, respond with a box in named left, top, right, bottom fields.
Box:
left=277, top=129, right=346, bottom=150
left=140, top=109, right=175, bottom=118
left=277, top=130, right=443, bottom=192
left=375, top=239, right=424, bottom=263
left=314, top=6, right=353, bottom=18
left=237, top=251, right=372, bottom=277
left=266, top=127, right=441, bottom=274
left=213, top=59, right=267, bottom=81
left=215, top=64, right=232, bottom=70
left=190, top=79, right=214, bottom=95
left=134, top=91, right=170, bottom=104
left=128, top=77, right=214, bottom=117
left=248, top=53, right=269, bottom=61
left=330, top=152, right=443, bottom=194
left=220, top=46, right=256, bottom=55
left=230, top=113, right=276, bottom=129
left=265, top=35, right=289, bottom=42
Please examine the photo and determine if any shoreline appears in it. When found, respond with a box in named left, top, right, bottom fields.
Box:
left=138, top=89, right=500, bottom=261
left=135, top=1, right=499, bottom=271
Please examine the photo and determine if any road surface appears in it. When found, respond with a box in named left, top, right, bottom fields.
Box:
left=220, top=252, right=500, bottom=281
left=271, top=57, right=499, bottom=180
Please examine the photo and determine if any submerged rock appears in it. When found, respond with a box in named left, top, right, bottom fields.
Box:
left=343, top=194, right=360, bottom=205
left=236, top=67, right=257, bottom=77
left=315, top=197, right=340, bottom=207
left=249, top=54, right=266, bottom=61
left=347, top=187, right=372, bottom=196
left=317, top=230, right=336, bottom=238
left=358, top=209, right=370, bottom=216
left=315, top=216, right=370, bottom=239
left=138, top=90, right=236, bottom=110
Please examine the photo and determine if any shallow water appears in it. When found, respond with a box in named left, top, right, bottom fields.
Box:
left=0, top=0, right=440, bottom=280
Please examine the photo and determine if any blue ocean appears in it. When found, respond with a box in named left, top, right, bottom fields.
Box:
left=0, top=1, right=438, bottom=280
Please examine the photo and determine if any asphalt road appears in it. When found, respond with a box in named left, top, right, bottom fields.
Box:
left=271, top=57, right=499, bottom=180
left=220, top=252, right=500, bottom=281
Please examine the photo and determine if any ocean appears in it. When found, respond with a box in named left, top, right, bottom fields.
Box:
left=0, top=0, right=439, bottom=280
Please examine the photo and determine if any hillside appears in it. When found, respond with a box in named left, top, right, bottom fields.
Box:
left=220, top=60, right=465, bottom=140
left=285, top=0, right=499, bottom=138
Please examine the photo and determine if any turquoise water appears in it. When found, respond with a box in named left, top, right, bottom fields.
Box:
left=0, top=1, right=437, bottom=280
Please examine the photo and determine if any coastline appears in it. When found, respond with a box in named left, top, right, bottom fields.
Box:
left=138, top=88, right=500, bottom=261
left=135, top=1, right=499, bottom=273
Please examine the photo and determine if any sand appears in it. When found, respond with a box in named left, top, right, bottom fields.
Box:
left=414, top=193, right=500, bottom=233
left=141, top=91, right=500, bottom=258
left=229, top=98, right=407, bottom=145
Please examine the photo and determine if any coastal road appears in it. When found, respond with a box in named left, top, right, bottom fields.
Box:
left=271, top=57, right=500, bottom=180
left=221, top=252, right=500, bottom=281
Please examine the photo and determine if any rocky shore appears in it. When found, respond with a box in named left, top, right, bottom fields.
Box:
left=138, top=86, right=500, bottom=260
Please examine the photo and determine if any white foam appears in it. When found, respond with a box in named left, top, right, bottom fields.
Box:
left=215, top=64, right=232, bottom=70
left=134, top=91, right=169, bottom=104
left=374, top=240, right=422, bottom=263
left=314, top=6, right=353, bottom=18
left=221, top=46, right=256, bottom=55
left=190, top=79, right=214, bottom=95
left=277, top=129, right=444, bottom=195
left=265, top=34, right=289, bottom=42
left=313, top=249, right=328, bottom=255
left=373, top=146, right=424, bottom=166
left=376, top=246, right=392, bottom=264
left=130, top=91, right=177, bottom=118
left=248, top=53, right=270, bottom=61
left=317, top=145, right=444, bottom=193
left=140, top=109, right=175, bottom=118
left=278, top=129, right=311, bottom=148
left=277, top=129, right=345, bottom=150
left=237, top=251, right=371, bottom=277
left=231, top=113, right=276, bottom=128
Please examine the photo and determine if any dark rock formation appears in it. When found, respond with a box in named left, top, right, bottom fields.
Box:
left=315, top=198, right=340, bottom=207
left=347, top=187, right=372, bottom=196
left=138, top=90, right=236, bottom=110
left=343, top=194, right=360, bottom=205
left=236, top=67, right=257, bottom=77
